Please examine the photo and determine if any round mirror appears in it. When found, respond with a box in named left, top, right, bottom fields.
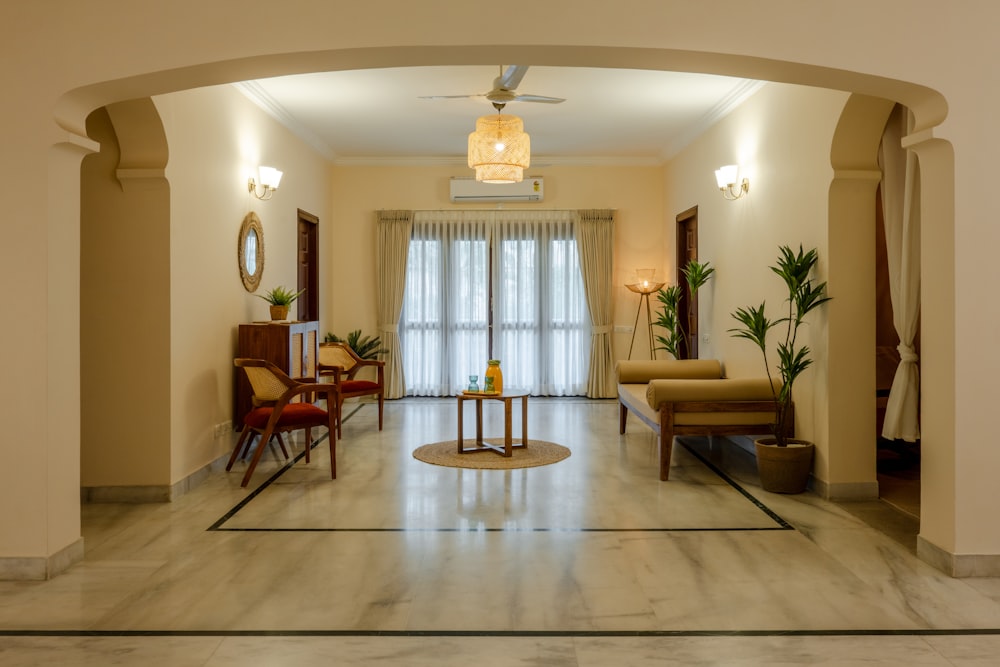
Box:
left=238, top=212, right=265, bottom=292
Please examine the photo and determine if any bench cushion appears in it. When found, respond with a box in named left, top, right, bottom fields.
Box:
left=615, top=359, right=722, bottom=384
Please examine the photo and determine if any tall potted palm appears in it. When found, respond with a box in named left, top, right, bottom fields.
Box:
left=729, top=245, right=831, bottom=493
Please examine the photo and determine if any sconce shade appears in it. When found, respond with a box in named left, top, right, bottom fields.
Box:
left=248, top=165, right=283, bottom=200
left=714, top=164, right=749, bottom=200
left=258, top=166, right=283, bottom=189
left=468, top=113, right=530, bottom=183
left=715, top=164, right=739, bottom=188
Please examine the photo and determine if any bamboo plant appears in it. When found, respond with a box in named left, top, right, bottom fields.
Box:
left=728, top=245, right=831, bottom=446
left=653, top=259, right=715, bottom=359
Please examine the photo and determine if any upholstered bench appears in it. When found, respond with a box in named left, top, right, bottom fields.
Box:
left=616, top=359, right=789, bottom=480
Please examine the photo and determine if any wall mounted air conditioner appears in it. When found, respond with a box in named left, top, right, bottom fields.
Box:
left=449, top=177, right=544, bottom=203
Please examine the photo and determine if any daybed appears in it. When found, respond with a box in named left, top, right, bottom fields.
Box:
left=616, top=359, right=790, bottom=481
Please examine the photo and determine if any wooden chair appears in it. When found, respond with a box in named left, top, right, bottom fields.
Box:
left=229, top=358, right=339, bottom=487
left=318, top=342, right=385, bottom=437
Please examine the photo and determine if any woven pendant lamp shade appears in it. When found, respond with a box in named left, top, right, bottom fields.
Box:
left=467, top=113, right=530, bottom=183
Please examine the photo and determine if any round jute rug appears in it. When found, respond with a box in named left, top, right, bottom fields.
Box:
left=412, top=439, right=571, bottom=470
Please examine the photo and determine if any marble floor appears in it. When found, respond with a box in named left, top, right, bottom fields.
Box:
left=2, top=398, right=999, bottom=665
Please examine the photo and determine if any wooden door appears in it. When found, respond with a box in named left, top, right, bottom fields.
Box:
left=676, top=206, right=699, bottom=359
left=297, top=209, right=319, bottom=322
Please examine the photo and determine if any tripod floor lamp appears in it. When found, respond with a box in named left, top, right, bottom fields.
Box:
left=626, top=272, right=664, bottom=359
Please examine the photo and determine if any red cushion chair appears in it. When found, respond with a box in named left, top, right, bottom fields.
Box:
left=229, top=358, right=339, bottom=487
left=318, top=342, right=385, bottom=438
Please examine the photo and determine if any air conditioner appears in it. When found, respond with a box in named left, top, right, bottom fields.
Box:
left=449, top=177, right=544, bottom=203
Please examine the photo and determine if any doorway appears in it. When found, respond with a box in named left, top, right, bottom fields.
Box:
left=675, top=206, right=699, bottom=359
left=297, top=209, right=319, bottom=322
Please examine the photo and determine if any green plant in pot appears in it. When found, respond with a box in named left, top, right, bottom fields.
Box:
left=729, top=245, right=831, bottom=493
left=324, top=329, right=387, bottom=360
left=653, top=259, right=714, bottom=359
left=255, top=286, right=305, bottom=321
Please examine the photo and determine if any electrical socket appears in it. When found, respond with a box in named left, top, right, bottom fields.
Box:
left=213, top=421, right=232, bottom=438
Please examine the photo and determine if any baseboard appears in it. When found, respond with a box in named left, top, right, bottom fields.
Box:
left=81, top=454, right=229, bottom=504
left=918, top=536, right=1000, bottom=577
left=0, top=537, right=84, bottom=581
left=812, top=478, right=879, bottom=501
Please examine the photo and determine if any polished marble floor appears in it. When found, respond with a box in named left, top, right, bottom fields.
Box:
left=2, top=398, right=999, bottom=665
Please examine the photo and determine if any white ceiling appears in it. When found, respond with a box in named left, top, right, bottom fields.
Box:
left=237, top=65, right=764, bottom=166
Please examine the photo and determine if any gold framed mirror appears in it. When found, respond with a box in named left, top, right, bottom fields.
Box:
left=238, top=212, right=265, bottom=292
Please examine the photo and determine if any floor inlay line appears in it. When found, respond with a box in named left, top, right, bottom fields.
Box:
left=4, top=629, right=1000, bottom=638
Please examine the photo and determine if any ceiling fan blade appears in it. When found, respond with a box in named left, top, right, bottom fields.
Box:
left=498, top=65, right=529, bottom=90
left=418, top=94, right=485, bottom=101
left=513, top=94, right=565, bottom=104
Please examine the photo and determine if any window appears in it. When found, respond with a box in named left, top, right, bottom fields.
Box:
left=401, top=211, right=589, bottom=396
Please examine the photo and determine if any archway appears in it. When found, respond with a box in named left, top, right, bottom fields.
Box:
left=80, top=98, right=172, bottom=498
left=50, top=46, right=954, bottom=574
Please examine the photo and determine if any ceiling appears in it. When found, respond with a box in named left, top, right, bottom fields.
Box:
left=236, top=65, right=764, bottom=166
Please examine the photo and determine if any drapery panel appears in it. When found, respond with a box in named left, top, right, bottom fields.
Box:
left=375, top=210, right=413, bottom=399
left=400, top=210, right=588, bottom=396
left=879, top=105, right=921, bottom=441
left=575, top=209, right=616, bottom=398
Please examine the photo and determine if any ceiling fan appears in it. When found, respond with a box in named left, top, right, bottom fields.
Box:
left=420, top=65, right=565, bottom=107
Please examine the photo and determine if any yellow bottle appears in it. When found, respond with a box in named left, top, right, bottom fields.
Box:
left=485, top=359, right=503, bottom=394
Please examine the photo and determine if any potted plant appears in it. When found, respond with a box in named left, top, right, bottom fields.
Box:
left=324, top=329, right=387, bottom=360
left=729, top=245, right=831, bottom=493
left=653, top=259, right=714, bottom=359
left=255, top=286, right=305, bottom=321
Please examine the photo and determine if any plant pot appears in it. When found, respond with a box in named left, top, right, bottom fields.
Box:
left=269, top=305, right=289, bottom=321
left=754, top=438, right=815, bottom=494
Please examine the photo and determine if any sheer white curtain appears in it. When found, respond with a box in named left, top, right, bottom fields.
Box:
left=401, top=211, right=490, bottom=396
left=879, top=104, right=921, bottom=442
left=400, top=210, right=588, bottom=396
left=492, top=210, right=588, bottom=396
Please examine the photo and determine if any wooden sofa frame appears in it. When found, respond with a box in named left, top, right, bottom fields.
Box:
left=616, top=359, right=792, bottom=481
left=618, top=394, right=792, bottom=481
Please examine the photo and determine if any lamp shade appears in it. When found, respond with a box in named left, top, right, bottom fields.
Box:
left=715, top=164, right=738, bottom=188
left=468, top=113, right=530, bottom=183
left=258, top=166, right=283, bottom=189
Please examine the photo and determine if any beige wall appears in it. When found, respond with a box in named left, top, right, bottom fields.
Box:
left=79, top=84, right=334, bottom=492
left=5, top=0, right=1000, bottom=574
left=81, top=104, right=172, bottom=487
left=156, top=85, right=334, bottom=483
left=662, top=82, right=859, bottom=489
left=328, top=164, right=665, bottom=362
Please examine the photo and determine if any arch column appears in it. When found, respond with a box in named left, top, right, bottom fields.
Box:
left=0, top=131, right=96, bottom=579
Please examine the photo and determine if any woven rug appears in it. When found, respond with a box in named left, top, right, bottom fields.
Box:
left=412, top=439, right=571, bottom=470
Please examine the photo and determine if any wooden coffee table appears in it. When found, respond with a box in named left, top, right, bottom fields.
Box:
left=456, top=391, right=529, bottom=457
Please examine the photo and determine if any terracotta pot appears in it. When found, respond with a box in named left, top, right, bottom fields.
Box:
left=754, top=437, right=815, bottom=494
left=269, top=305, right=289, bottom=320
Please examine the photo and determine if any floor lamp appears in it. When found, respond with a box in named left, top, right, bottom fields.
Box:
left=626, top=278, right=664, bottom=359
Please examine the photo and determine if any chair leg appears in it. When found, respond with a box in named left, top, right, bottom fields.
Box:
left=337, top=397, right=344, bottom=438
left=227, top=428, right=252, bottom=471
left=302, top=427, right=311, bottom=463
left=274, top=433, right=290, bottom=459
left=377, top=392, right=384, bottom=431
left=242, top=424, right=275, bottom=487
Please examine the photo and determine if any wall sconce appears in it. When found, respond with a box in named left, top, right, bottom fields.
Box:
left=248, top=166, right=283, bottom=200
left=714, top=164, right=749, bottom=200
